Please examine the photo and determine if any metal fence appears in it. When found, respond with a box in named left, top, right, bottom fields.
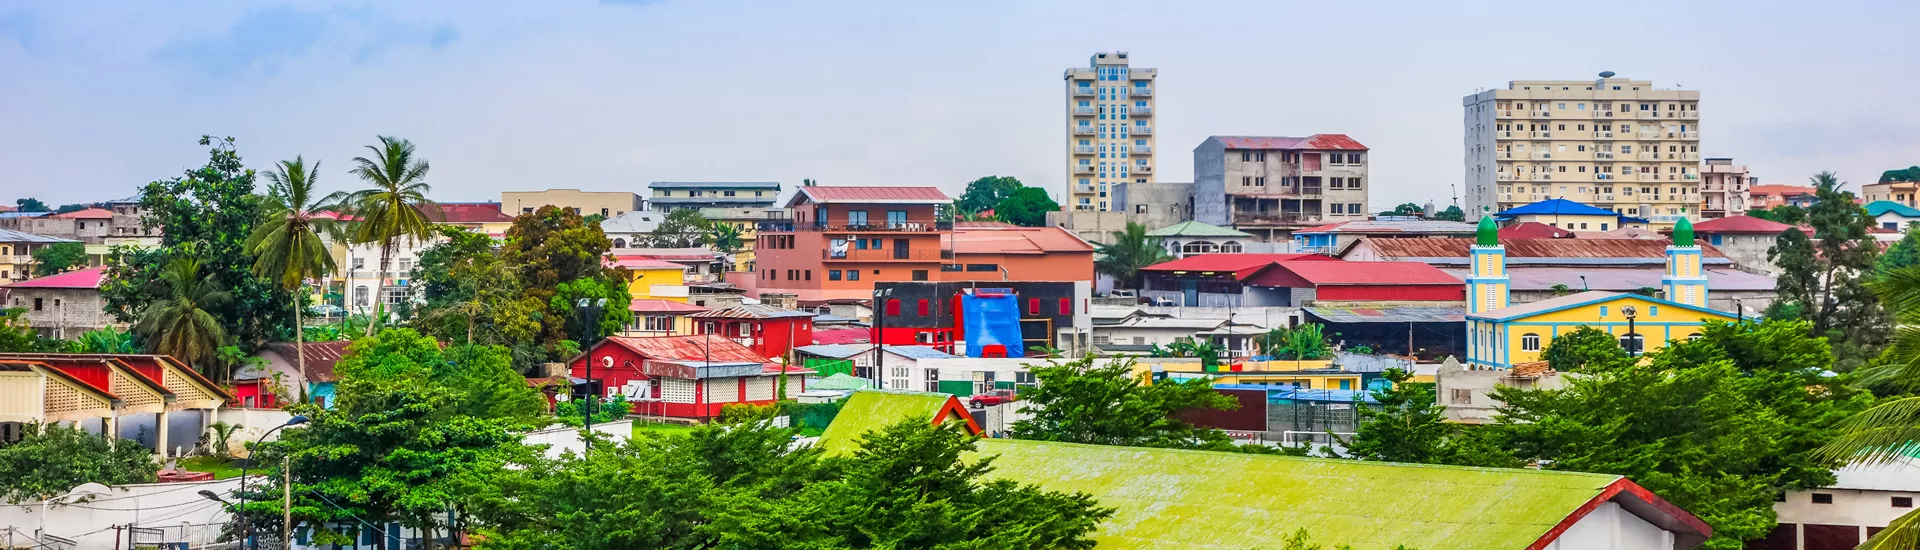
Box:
left=1266, top=397, right=1375, bottom=446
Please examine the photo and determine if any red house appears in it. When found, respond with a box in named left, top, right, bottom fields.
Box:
left=686, top=304, right=815, bottom=361
left=566, top=335, right=812, bottom=420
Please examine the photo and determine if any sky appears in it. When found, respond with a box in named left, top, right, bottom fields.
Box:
left=2, top=0, right=1918, bottom=210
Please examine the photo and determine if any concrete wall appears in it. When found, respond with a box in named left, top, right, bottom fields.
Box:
left=501, top=189, right=645, bottom=218
left=1704, top=232, right=1781, bottom=275
left=7, top=287, right=118, bottom=339
left=0, top=477, right=243, bottom=549
left=1112, top=181, right=1195, bottom=227
left=1193, top=141, right=1230, bottom=225
left=1434, top=363, right=1569, bottom=424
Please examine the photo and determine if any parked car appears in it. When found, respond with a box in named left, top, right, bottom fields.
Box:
left=969, top=389, right=1019, bottom=408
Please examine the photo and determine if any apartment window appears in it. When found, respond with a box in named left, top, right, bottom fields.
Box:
left=885, top=299, right=901, bottom=316
left=911, top=270, right=928, bottom=281
left=1059, top=298, right=1072, bottom=315
left=1329, top=177, right=1343, bottom=189
left=804, top=270, right=812, bottom=281
left=353, top=257, right=365, bottom=270
left=1349, top=203, right=1362, bottom=213
left=1350, top=178, right=1362, bottom=189
left=1896, top=497, right=1914, bottom=508
left=828, top=270, right=842, bottom=281
left=1255, top=177, right=1265, bottom=186
left=1256, top=151, right=1267, bottom=162
left=1241, top=176, right=1251, bottom=186
left=917, top=299, right=930, bottom=316
left=1329, top=204, right=1344, bottom=215
left=1241, top=151, right=1251, bottom=162
left=847, top=270, right=859, bottom=281
left=1812, top=494, right=1833, bottom=504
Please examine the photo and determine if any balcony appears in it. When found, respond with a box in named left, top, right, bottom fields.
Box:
left=1532, top=174, right=1553, bottom=181
left=1679, top=131, right=1699, bottom=139
left=1639, top=173, right=1662, bottom=182
left=1134, top=106, right=1153, bottom=116
left=1134, top=165, right=1153, bottom=173
left=1684, top=173, right=1700, bottom=180
left=10, top=255, right=29, bottom=265
left=1496, top=174, right=1516, bottom=181
left=1496, top=131, right=1514, bottom=139
left=1072, top=127, right=1095, bottom=135
left=1072, top=88, right=1095, bottom=96
left=1638, top=111, right=1660, bottom=119
left=1530, top=152, right=1552, bottom=160
left=825, top=248, right=948, bottom=262
left=1637, top=152, right=1658, bottom=161
left=1592, top=111, right=1615, bottom=118
left=1073, top=145, right=1096, bottom=155
left=1601, top=194, right=1616, bottom=201
left=1530, top=110, right=1552, bottom=117
left=1682, top=152, right=1700, bottom=161
left=1531, top=131, right=1552, bottom=138
left=1594, top=131, right=1615, bottom=139
left=1133, top=126, right=1153, bottom=135
left=1135, top=145, right=1153, bottom=154
left=1595, top=152, right=1616, bottom=160
left=1233, top=212, right=1322, bottom=226
left=1596, top=173, right=1615, bottom=180
left=1073, top=165, right=1095, bottom=173
left=1669, top=110, right=1700, bottom=119
left=1497, top=110, right=1515, bottom=118
left=1131, top=88, right=1153, bottom=96
left=1072, top=106, right=1096, bottom=116
left=1499, top=152, right=1515, bottom=159
left=1074, top=185, right=1097, bottom=194
left=756, top=220, right=954, bottom=232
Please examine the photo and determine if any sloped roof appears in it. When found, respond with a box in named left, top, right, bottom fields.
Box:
left=689, top=304, right=815, bottom=320
left=1304, top=305, right=1465, bottom=324
left=1689, top=215, right=1796, bottom=234
left=4, top=266, right=106, bottom=289
left=1748, top=184, right=1815, bottom=197
left=1868, top=201, right=1920, bottom=218
left=0, top=212, right=51, bottom=219
left=1440, top=266, right=1776, bottom=293
left=816, top=390, right=981, bottom=456
left=1467, top=290, right=1734, bottom=323
left=810, top=373, right=872, bottom=390
left=1351, top=238, right=1728, bottom=263
left=1495, top=198, right=1619, bottom=218
left=264, top=340, right=353, bottom=383
left=51, top=208, right=113, bottom=219
left=813, top=328, right=872, bottom=345
left=1294, top=219, right=1478, bottom=235
left=1267, top=261, right=1462, bottom=286
left=600, top=335, right=767, bottom=363
left=951, top=226, right=1093, bottom=255
left=794, top=344, right=869, bottom=359
left=609, top=258, right=687, bottom=270
left=788, top=186, right=951, bottom=207
left=881, top=345, right=955, bottom=359
left=1142, top=253, right=1339, bottom=274
left=0, top=228, right=79, bottom=244
left=967, top=439, right=1709, bottom=549
left=629, top=299, right=708, bottom=313
left=420, top=202, right=514, bottom=224
left=600, top=211, right=661, bottom=233
left=1146, top=221, right=1252, bottom=238
left=648, top=181, right=780, bottom=190
left=1205, top=134, right=1369, bottom=151
left=609, top=248, right=721, bottom=262
left=1498, top=221, right=1573, bottom=239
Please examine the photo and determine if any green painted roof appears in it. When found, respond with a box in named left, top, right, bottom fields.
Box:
left=809, top=373, right=872, bottom=391
left=971, top=439, right=1625, bottom=550
left=816, top=390, right=959, bottom=456
left=1146, top=221, right=1255, bottom=238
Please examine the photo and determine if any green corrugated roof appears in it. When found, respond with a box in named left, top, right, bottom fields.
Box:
left=809, top=373, right=872, bottom=391
left=1146, top=221, right=1254, bottom=238
left=971, top=439, right=1622, bottom=550
left=816, top=390, right=958, bottom=456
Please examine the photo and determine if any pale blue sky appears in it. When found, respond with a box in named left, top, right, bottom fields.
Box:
left=2, top=1, right=1916, bottom=208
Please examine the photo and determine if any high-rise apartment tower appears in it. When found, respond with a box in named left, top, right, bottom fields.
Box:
left=1064, top=52, right=1157, bottom=212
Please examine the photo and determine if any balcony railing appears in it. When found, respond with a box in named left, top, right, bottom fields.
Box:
left=1134, top=106, right=1153, bottom=116
left=1073, top=145, right=1096, bottom=154
left=1531, top=110, right=1552, bottom=117
left=1669, top=111, right=1700, bottom=119
left=1496, top=174, right=1516, bottom=181
left=757, top=221, right=954, bottom=232
left=10, top=255, right=30, bottom=264
left=1592, top=111, right=1615, bottom=118
left=1072, top=127, right=1095, bottom=135
left=1133, top=126, right=1153, bottom=135
left=1496, top=130, right=1514, bottom=138
left=1594, top=152, right=1616, bottom=160
left=1638, top=111, right=1660, bottom=119
left=1072, top=88, right=1095, bottom=96
left=1073, top=165, right=1095, bottom=173
left=1530, top=152, right=1552, bottom=160
left=1074, top=185, right=1097, bottom=194
left=1531, top=174, right=1553, bottom=181
left=1639, top=173, right=1662, bottom=182
left=1531, top=131, right=1552, bottom=138
left=1233, top=212, right=1322, bottom=225
left=1682, top=152, right=1700, bottom=161
left=1678, top=131, right=1700, bottom=139
left=1595, top=131, right=1615, bottom=139
left=825, top=248, right=948, bottom=261
left=1072, top=106, right=1096, bottom=116
left=1497, top=110, right=1515, bottom=118
left=1134, top=165, right=1153, bottom=173
left=1136, top=145, right=1153, bottom=154
left=1131, top=88, right=1153, bottom=96
left=1637, top=152, right=1659, bottom=161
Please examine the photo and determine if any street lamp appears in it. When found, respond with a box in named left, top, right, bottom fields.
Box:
left=1733, top=298, right=1745, bottom=325
left=1620, top=306, right=1639, bottom=356
left=871, top=287, right=893, bottom=387
left=576, top=298, right=609, bottom=442
left=235, top=415, right=309, bottom=550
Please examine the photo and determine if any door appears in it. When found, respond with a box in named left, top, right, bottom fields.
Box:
left=1182, top=280, right=1199, bottom=306
left=894, top=238, right=910, bottom=260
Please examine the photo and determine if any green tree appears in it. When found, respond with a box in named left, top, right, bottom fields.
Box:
left=1336, top=369, right=1518, bottom=467
left=13, top=197, right=48, bottom=212
left=1377, top=202, right=1422, bottom=217
left=53, top=203, right=88, bottom=214
left=0, top=309, right=38, bottom=352
left=410, top=226, right=540, bottom=347
left=1881, top=166, right=1920, bottom=183
left=994, top=186, right=1060, bottom=227
left=0, top=422, right=155, bottom=503
left=648, top=207, right=710, bottom=247
left=1538, top=326, right=1631, bottom=372
left=64, top=326, right=137, bottom=353
left=956, top=175, right=1024, bottom=214
left=1011, top=355, right=1244, bottom=451
left=1748, top=204, right=1808, bottom=225
left=1092, top=221, right=1171, bottom=290
left=1768, top=172, right=1889, bottom=370
left=708, top=221, right=746, bottom=254
left=103, top=136, right=295, bottom=354
left=246, top=156, right=343, bottom=391
left=30, top=241, right=86, bottom=276
left=1882, top=226, right=1920, bottom=273
left=134, top=257, right=232, bottom=375
left=1433, top=205, right=1466, bottom=222
left=502, top=206, right=623, bottom=359
left=342, top=136, right=438, bottom=335
left=1254, top=324, right=1332, bottom=360
left=1823, top=265, right=1920, bottom=548
left=329, top=328, right=547, bottom=422
left=1494, top=319, right=1870, bottom=548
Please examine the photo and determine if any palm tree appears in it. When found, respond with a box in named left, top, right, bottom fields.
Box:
left=343, top=136, right=437, bottom=335
left=246, top=156, right=343, bottom=394
left=1819, top=265, right=1920, bottom=548
left=135, top=257, right=232, bottom=377
left=1093, top=222, right=1172, bottom=291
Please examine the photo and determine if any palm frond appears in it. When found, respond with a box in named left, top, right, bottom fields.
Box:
left=1862, top=507, right=1920, bottom=550
left=1817, top=396, right=1920, bottom=465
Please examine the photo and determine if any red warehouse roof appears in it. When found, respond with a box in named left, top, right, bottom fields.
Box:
left=420, top=202, right=514, bottom=224
left=1142, top=254, right=1340, bottom=280
left=1248, top=261, right=1462, bottom=287
left=1499, top=222, right=1574, bottom=239
left=595, top=335, right=768, bottom=363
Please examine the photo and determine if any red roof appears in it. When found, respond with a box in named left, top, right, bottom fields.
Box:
left=1209, top=134, right=1369, bottom=151
left=1258, top=261, right=1462, bottom=286
left=1747, top=184, right=1815, bottom=197
left=51, top=208, right=114, bottom=219
left=1499, top=221, right=1573, bottom=239
left=790, top=186, right=952, bottom=206
left=813, top=327, right=872, bottom=345
left=599, top=335, right=767, bottom=363
left=950, top=226, right=1093, bottom=255
left=1690, top=215, right=1797, bottom=234
left=629, top=299, right=709, bottom=313
left=5, top=266, right=106, bottom=289
left=421, top=203, right=513, bottom=224
left=1143, top=253, right=1339, bottom=274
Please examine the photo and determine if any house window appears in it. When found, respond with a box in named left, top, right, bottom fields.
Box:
left=1028, top=298, right=1040, bottom=315
left=885, top=299, right=901, bottom=316
left=1896, top=497, right=1914, bottom=508
left=828, top=270, right=842, bottom=281
left=917, top=299, right=930, bottom=316
left=925, top=369, right=941, bottom=393
left=1812, top=493, right=1833, bottom=504
left=912, top=270, right=928, bottom=281
left=1059, top=298, right=1072, bottom=315
left=1521, top=333, right=1541, bottom=351
left=32, top=298, right=42, bottom=311
left=848, top=270, right=859, bottom=281
left=1450, top=389, right=1472, bottom=405
left=645, top=316, right=672, bottom=332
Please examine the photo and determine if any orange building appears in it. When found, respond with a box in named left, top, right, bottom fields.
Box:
left=752, top=186, right=1095, bottom=302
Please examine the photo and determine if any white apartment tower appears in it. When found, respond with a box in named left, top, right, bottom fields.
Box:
left=1064, top=52, right=1157, bottom=212
left=1463, top=72, right=1702, bottom=225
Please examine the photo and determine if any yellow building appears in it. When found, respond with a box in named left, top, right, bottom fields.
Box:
left=501, top=189, right=646, bottom=218
left=1063, top=52, right=1158, bottom=212
left=615, top=258, right=691, bottom=301
left=1494, top=198, right=1645, bottom=233
left=1133, top=359, right=1365, bottom=392
left=0, top=230, right=80, bottom=282
left=1465, top=218, right=1733, bottom=369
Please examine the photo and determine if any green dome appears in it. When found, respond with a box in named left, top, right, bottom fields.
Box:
left=1476, top=216, right=1498, bottom=246
left=1672, top=217, right=1694, bottom=247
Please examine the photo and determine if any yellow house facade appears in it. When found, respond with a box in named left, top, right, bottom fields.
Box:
left=1132, top=359, right=1366, bottom=392
left=1465, top=217, right=1732, bottom=369
left=617, top=259, right=692, bottom=302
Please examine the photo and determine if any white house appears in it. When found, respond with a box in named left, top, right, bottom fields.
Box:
left=1767, top=456, right=1920, bottom=548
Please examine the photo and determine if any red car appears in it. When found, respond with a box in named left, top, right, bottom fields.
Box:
left=969, top=389, right=1019, bottom=407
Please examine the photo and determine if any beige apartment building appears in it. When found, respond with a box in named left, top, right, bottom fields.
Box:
left=1463, top=73, right=1702, bottom=226
left=1064, top=52, right=1157, bottom=212
left=501, top=189, right=647, bottom=218
left=1699, top=158, right=1754, bottom=219
left=1862, top=181, right=1920, bottom=208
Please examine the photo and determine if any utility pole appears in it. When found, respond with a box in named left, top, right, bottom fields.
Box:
left=283, top=455, right=292, bottom=549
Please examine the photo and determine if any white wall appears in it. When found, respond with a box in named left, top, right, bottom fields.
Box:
left=0, top=477, right=242, bottom=549
left=1544, top=501, right=1674, bottom=550
left=522, top=419, right=633, bottom=460
left=215, top=408, right=297, bottom=457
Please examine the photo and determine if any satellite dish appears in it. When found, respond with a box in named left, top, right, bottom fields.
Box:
left=1599, top=71, right=1616, bottom=78
left=601, top=356, right=615, bottom=368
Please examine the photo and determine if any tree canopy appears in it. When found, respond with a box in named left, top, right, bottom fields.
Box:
left=1881, top=166, right=1920, bottom=183
left=1378, top=203, right=1422, bottom=217
left=1747, top=204, right=1808, bottom=225
left=30, top=241, right=86, bottom=276
left=1092, top=221, right=1170, bottom=290
left=1432, top=205, right=1465, bottom=222
left=956, top=175, right=1024, bottom=214
left=498, top=206, right=629, bottom=366
left=13, top=197, right=48, bottom=212
left=1767, top=172, right=1889, bottom=370
left=994, top=186, right=1059, bottom=227
left=0, top=422, right=155, bottom=503
left=1011, top=355, right=1247, bottom=451
left=648, top=208, right=709, bottom=248
left=1336, top=369, right=1516, bottom=467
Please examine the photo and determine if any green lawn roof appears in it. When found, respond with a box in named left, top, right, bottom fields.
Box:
left=816, top=390, right=960, bottom=456
left=971, top=439, right=1627, bottom=550
left=1146, top=220, right=1254, bottom=238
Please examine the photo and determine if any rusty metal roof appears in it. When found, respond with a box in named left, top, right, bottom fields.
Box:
left=1206, top=134, right=1369, bottom=151
left=688, top=304, right=815, bottom=319
left=265, top=340, right=353, bottom=383
left=601, top=335, right=767, bottom=363
left=1350, top=237, right=1727, bottom=262
left=788, top=186, right=952, bottom=207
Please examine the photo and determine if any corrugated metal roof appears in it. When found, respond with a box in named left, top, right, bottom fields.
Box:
left=0, top=229, right=79, bottom=244
left=1293, top=220, right=1478, bottom=235
left=789, top=186, right=952, bottom=207
left=609, top=248, right=721, bottom=262
left=1498, top=222, right=1573, bottom=239
left=882, top=345, right=955, bottom=359
left=1145, top=221, right=1253, bottom=238
left=264, top=340, right=352, bottom=383
left=817, top=390, right=977, bottom=456
left=794, top=344, right=868, bottom=358
left=421, top=202, right=513, bottom=223
left=3, top=266, right=106, bottom=289
left=601, top=335, right=768, bottom=363
left=688, top=304, right=815, bottom=319
left=648, top=181, right=781, bottom=189
left=1143, top=253, right=1338, bottom=273
left=0, top=212, right=51, bottom=219
left=51, top=208, right=113, bottom=219
left=1352, top=238, right=1728, bottom=260
left=1304, top=305, right=1465, bottom=324
left=1439, top=267, right=1776, bottom=292
left=1688, top=215, right=1798, bottom=234
left=609, top=258, right=687, bottom=270
left=1495, top=198, right=1619, bottom=218
left=1868, top=201, right=1920, bottom=217
left=812, top=328, right=873, bottom=345
left=951, top=225, right=1094, bottom=255
left=1467, top=290, right=1734, bottom=322
left=1748, top=184, right=1816, bottom=197
left=1276, top=261, right=1462, bottom=286
left=1206, top=134, right=1369, bottom=151
left=629, top=299, right=708, bottom=313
